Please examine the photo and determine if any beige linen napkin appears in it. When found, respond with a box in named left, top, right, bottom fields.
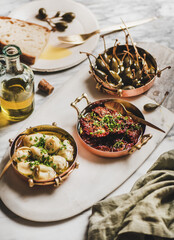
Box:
left=88, top=150, right=174, bottom=240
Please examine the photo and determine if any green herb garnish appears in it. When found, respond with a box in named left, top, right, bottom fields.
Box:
left=113, top=140, right=124, bottom=149
left=40, top=147, right=48, bottom=154
left=53, top=164, right=57, bottom=170
left=34, top=137, right=46, bottom=148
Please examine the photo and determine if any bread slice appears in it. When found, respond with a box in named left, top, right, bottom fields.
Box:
left=0, top=16, right=51, bottom=65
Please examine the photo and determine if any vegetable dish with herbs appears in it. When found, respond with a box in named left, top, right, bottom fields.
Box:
left=12, top=133, right=74, bottom=181
left=79, top=104, right=142, bottom=152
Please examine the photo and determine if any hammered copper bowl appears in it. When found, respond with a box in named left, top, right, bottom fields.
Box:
left=90, top=45, right=158, bottom=97
left=71, top=93, right=152, bottom=158
left=10, top=123, right=78, bottom=187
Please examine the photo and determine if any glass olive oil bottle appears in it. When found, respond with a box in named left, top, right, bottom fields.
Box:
left=0, top=45, right=34, bottom=121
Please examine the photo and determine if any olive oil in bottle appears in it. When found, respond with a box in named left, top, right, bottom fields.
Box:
left=0, top=45, right=34, bottom=121
left=1, top=77, right=34, bottom=121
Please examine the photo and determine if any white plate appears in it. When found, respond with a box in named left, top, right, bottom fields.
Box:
left=9, top=0, right=99, bottom=72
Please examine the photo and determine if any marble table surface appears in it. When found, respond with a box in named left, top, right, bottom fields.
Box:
left=0, top=0, right=174, bottom=239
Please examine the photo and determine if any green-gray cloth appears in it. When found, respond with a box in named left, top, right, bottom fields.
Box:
left=88, top=150, right=174, bottom=240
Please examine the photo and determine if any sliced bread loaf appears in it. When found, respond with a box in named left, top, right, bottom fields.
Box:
left=0, top=16, right=51, bottom=65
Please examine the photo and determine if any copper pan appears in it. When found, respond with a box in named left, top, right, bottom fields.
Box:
left=9, top=123, right=79, bottom=187
left=71, top=93, right=152, bottom=158
left=90, top=45, right=168, bottom=97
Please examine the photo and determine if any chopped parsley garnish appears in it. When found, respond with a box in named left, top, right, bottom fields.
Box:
left=63, top=143, right=67, bottom=149
left=34, top=137, right=46, bottom=148
left=134, top=124, right=141, bottom=130
left=34, top=136, right=38, bottom=142
left=53, top=164, right=57, bottom=170
left=113, top=140, right=124, bottom=149
left=90, top=112, right=98, bottom=120
left=40, top=147, right=48, bottom=154
left=60, top=142, right=68, bottom=150
left=93, top=121, right=100, bottom=127
left=29, top=161, right=40, bottom=169
left=90, top=129, right=105, bottom=135
left=80, top=106, right=143, bottom=152
left=116, top=113, right=122, bottom=119
left=88, top=111, right=141, bottom=133
left=93, top=115, right=119, bottom=131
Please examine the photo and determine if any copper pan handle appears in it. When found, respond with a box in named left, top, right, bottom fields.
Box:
left=71, top=93, right=91, bottom=116
left=28, top=177, right=61, bottom=187
left=128, top=133, right=152, bottom=154
left=27, top=161, right=80, bottom=187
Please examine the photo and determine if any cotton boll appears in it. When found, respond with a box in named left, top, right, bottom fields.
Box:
left=45, top=135, right=61, bottom=154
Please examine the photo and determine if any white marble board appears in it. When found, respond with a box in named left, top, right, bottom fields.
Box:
left=0, top=44, right=174, bottom=221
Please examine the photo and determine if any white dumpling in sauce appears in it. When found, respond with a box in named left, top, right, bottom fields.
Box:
left=50, top=155, right=68, bottom=172
left=17, top=162, right=33, bottom=176
left=30, top=146, right=48, bottom=160
left=23, top=133, right=44, bottom=147
left=58, top=140, right=74, bottom=161
left=12, top=147, right=31, bottom=162
left=33, top=164, right=56, bottom=181
left=45, top=136, right=61, bottom=154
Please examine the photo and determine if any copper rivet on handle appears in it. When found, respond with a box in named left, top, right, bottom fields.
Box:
left=75, top=162, right=80, bottom=169
left=28, top=178, right=34, bottom=187
left=136, top=144, right=142, bottom=149
left=54, top=178, right=60, bottom=187
left=117, top=89, right=123, bottom=97
left=9, top=138, right=14, bottom=146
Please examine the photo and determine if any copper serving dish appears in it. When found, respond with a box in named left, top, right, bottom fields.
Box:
left=71, top=93, right=152, bottom=158
left=9, top=123, right=78, bottom=187
left=90, top=45, right=169, bottom=97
